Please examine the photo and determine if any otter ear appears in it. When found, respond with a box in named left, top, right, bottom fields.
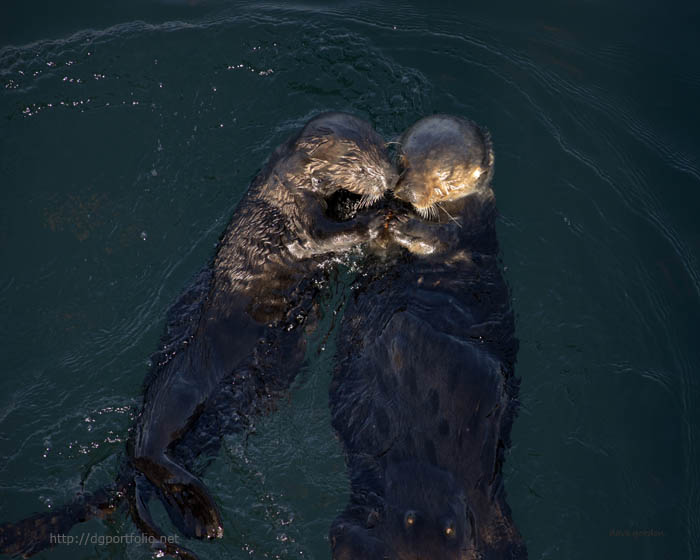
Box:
left=479, top=126, right=495, bottom=168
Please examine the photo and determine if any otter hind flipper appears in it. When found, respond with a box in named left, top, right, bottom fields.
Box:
left=131, top=474, right=167, bottom=538
left=158, top=476, right=222, bottom=540
left=132, top=455, right=222, bottom=541
left=129, top=474, right=202, bottom=560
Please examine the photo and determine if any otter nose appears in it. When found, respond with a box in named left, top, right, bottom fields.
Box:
left=384, top=165, right=400, bottom=191
left=393, top=175, right=417, bottom=204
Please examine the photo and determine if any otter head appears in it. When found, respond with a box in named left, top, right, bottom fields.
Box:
left=294, top=112, right=398, bottom=208
left=331, top=461, right=475, bottom=560
left=394, top=115, right=494, bottom=220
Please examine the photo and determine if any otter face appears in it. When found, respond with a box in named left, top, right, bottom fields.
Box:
left=295, top=112, right=398, bottom=208
left=331, top=461, right=474, bottom=560
left=318, top=140, right=398, bottom=208
left=394, top=115, right=494, bottom=219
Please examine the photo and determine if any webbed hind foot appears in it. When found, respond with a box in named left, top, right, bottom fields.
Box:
left=130, top=474, right=205, bottom=560
left=159, top=477, right=223, bottom=540
left=132, top=455, right=223, bottom=541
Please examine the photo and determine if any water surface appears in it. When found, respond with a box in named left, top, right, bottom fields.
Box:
left=1, top=1, right=699, bottom=558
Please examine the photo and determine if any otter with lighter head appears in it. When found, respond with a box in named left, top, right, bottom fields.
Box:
left=329, top=115, right=526, bottom=559
left=0, top=112, right=396, bottom=559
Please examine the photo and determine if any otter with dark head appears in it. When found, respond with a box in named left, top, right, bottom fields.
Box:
left=330, top=115, right=525, bottom=559
left=130, top=112, right=398, bottom=551
left=0, top=112, right=396, bottom=559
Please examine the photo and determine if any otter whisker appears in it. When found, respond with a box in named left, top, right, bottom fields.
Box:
left=417, top=204, right=438, bottom=221
left=359, top=193, right=381, bottom=209
left=436, top=202, right=462, bottom=228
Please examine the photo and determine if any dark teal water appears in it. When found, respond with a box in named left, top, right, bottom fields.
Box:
left=1, top=1, right=699, bottom=559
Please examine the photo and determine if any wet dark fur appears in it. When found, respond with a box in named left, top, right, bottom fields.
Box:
left=329, top=116, right=526, bottom=559
left=0, top=112, right=395, bottom=559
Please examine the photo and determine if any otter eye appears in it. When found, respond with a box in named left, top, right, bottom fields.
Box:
left=472, top=167, right=483, bottom=179
left=404, top=510, right=417, bottom=528
left=444, top=521, right=456, bottom=538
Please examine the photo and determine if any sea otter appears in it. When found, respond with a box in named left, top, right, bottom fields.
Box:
left=329, top=115, right=526, bottom=559
left=0, top=112, right=397, bottom=559
left=129, top=111, right=397, bottom=545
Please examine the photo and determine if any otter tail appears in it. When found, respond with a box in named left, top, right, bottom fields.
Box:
left=0, top=472, right=200, bottom=560
left=0, top=478, right=126, bottom=557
